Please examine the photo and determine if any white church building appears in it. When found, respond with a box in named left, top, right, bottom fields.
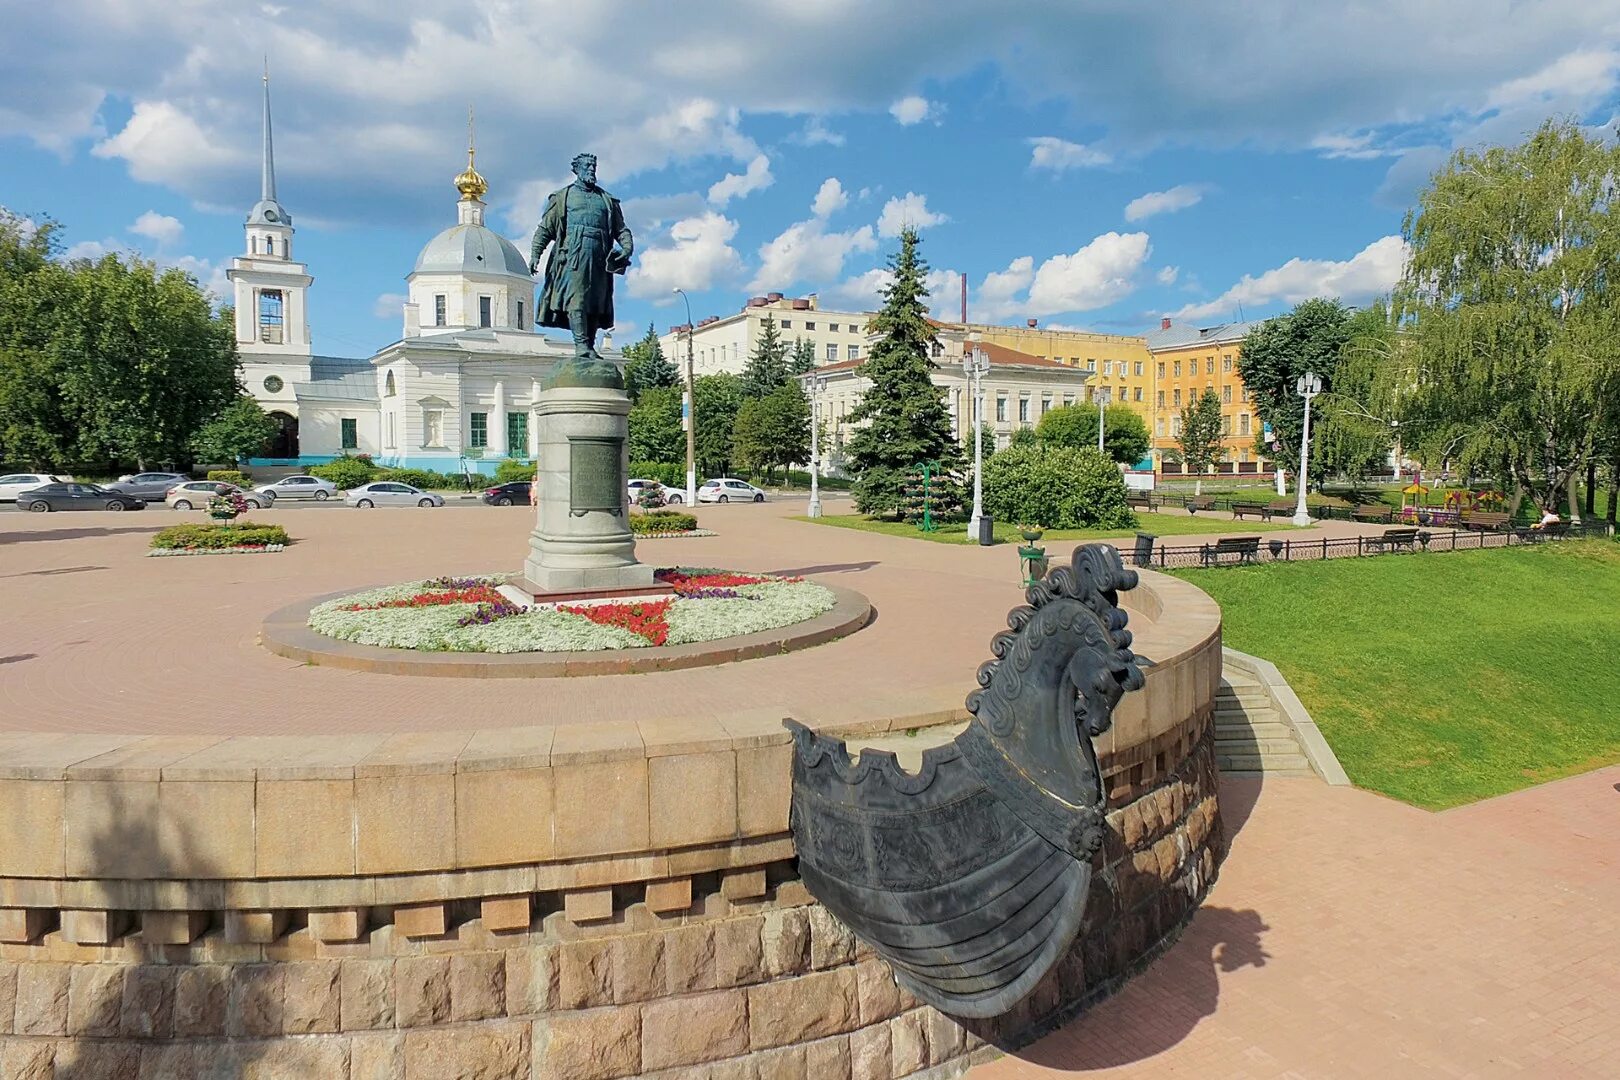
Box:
left=231, top=78, right=572, bottom=474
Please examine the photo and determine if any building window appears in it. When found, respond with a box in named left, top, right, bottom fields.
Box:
left=1156, top=418, right=1165, bottom=436
left=479, top=296, right=492, bottom=328
left=1173, top=389, right=1182, bottom=407
left=1173, top=361, right=1181, bottom=377
left=1134, top=361, right=1144, bottom=377
left=434, top=295, right=446, bottom=326
left=469, top=411, right=488, bottom=449
left=826, top=343, right=838, bottom=361
left=1134, top=387, right=1143, bottom=402
left=1223, top=356, right=1233, bottom=373
left=780, top=320, right=792, bottom=329
left=1102, top=360, right=1113, bottom=375
left=996, top=396, right=1008, bottom=422
left=1222, top=415, right=1232, bottom=435
left=849, top=323, right=860, bottom=334
left=1172, top=416, right=1182, bottom=436
left=1157, top=390, right=1165, bottom=408
left=1041, top=396, right=1052, bottom=415
left=805, top=321, right=816, bottom=330
left=829, top=323, right=840, bottom=332
left=341, top=418, right=358, bottom=450
left=517, top=300, right=525, bottom=327
left=263, top=375, right=283, bottom=394
left=1240, top=413, right=1250, bottom=435
left=1087, top=359, right=1096, bottom=371
left=932, top=341, right=945, bottom=357
left=507, top=412, right=528, bottom=455
left=847, top=344, right=860, bottom=360
left=258, top=289, right=284, bottom=344
left=1157, top=362, right=1165, bottom=378
left=1206, top=357, right=1215, bottom=374
left=1222, top=385, right=1232, bottom=404
left=423, top=409, right=444, bottom=447
left=384, top=371, right=397, bottom=396
left=1018, top=398, right=1030, bottom=423
left=1063, top=394, right=1074, bottom=407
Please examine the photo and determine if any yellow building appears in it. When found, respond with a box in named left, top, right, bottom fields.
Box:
left=946, top=320, right=1154, bottom=418
left=1144, top=318, right=1271, bottom=470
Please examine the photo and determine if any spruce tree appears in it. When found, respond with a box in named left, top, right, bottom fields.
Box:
left=622, top=324, right=678, bottom=403
left=788, top=337, right=816, bottom=376
left=845, top=227, right=965, bottom=518
left=741, top=314, right=789, bottom=399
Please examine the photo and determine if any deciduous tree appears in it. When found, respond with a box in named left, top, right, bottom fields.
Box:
left=1035, top=403, right=1151, bottom=464
left=1177, top=388, right=1225, bottom=495
left=191, top=396, right=278, bottom=464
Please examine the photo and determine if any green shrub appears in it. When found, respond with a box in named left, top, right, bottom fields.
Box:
left=375, top=468, right=452, bottom=490
left=150, top=521, right=291, bottom=550
left=630, top=461, right=687, bottom=487
left=309, top=455, right=378, bottom=489
left=494, top=459, right=537, bottom=484
left=206, top=470, right=251, bottom=486
left=982, top=445, right=1136, bottom=530
left=629, top=510, right=698, bottom=534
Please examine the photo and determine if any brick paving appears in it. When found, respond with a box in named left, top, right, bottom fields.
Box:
left=973, top=766, right=1620, bottom=1078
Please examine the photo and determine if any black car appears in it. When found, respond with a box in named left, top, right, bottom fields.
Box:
left=480, top=481, right=533, bottom=506
left=20, top=483, right=147, bottom=512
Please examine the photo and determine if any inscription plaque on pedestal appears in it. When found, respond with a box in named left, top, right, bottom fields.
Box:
left=569, top=435, right=624, bottom=516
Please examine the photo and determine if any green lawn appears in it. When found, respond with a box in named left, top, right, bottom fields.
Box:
left=1172, top=541, right=1620, bottom=809
left=795, top=511, right=1299, bottom=546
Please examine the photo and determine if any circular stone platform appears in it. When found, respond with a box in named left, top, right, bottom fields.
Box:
left=261, top=581, right=873, bottom=677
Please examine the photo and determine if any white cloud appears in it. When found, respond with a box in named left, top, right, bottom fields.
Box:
left=1156, top=265, right=1180, bottom=285
left=821, top=266, right=962, bottom=314
left=1027, top=232, right=1152, bottom=314
left=622, top=191, right=709, bottom=232
left=1309, top=132, right=1395, bottom=160
left=1486, top=47, right=1620, bottom=109
left=91, top=100, right=244, bottom=187
left=876, top=192, right=948, bottom=238
left=889, top=96, right=939, bottom=126
left=706, top=153, right=773, bottom=206
left=749, top=218, right=877, bottom=293
left=977, top=256, right=1035, bottom=318
left=1172, top=235, right=1408, bottom=322
left=627, top=211, right=743, bottom=300
left=373, top=292, right=406, bottom=319
left=64, top=239, right=118, bottom=262
left=1028, top=136, right=1113, bottom=172
left=811, top=178, right=848, bottom=219
left=129, top=210, right=184, bottom=247
left=1124, top=185, right=1204, bottom=222
left=795, top=118, right=845, bottom=147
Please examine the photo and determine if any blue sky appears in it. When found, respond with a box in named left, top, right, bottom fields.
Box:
left=5, top=1, right=1620, bottom=360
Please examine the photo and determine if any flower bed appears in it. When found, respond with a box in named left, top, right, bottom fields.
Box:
left=307, top=569, right=836, bottom=653
left=151, top=521, right=290, bottom=552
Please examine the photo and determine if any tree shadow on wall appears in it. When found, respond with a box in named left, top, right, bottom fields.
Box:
left=1008, top=905, right=1272, bottom=1071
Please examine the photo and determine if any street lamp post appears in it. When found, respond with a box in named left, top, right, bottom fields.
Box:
left=1096, top=391, right=1107, bottom=455
left=1292, top=371, right=1322, bottom=526
left=1390, top=419, right=1402, bottom=483
left=672, top=288, right=697, bottom=507
left=806, top=372, right=827, bottom=518
left=963, top=341, right=989, bottom=540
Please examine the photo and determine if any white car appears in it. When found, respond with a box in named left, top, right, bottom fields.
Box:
left=0, top=473, right=71, bottom=503
left=628, top=479, right=683, bottom=505
left=253, top=475, right=337, bottom=501
left=697, top=478, right=767, bottom=504
left=346, top=482, right=445, bottom=508
left=165, top=481, right=271, bottom=511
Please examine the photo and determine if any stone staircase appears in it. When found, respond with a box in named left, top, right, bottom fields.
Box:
left=1214, top=669, right=1317, bottom=777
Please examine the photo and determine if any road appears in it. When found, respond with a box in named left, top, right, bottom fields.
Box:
left=0, top=490, right=839, bottom=515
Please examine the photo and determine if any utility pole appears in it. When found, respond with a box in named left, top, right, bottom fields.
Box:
left=673, top=288, right=697, bottom=506
left=1292, top=371, right=1322, bottom=526
left=963, top=339, right=989, bottom=540
left=806, top=372, right=827, bottom=518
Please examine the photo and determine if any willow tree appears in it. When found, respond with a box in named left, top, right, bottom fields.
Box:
left=1392, top=118, right=1620, bottom=518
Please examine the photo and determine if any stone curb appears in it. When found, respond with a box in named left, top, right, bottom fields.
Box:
left=147, top=545, right=286, bottom=556
left=1222, top=646, right=1351, bottom=785
left=259, top=583, right=874, bottom=678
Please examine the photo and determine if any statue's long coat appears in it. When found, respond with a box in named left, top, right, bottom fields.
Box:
left=530, top=182, right=631, bottom=335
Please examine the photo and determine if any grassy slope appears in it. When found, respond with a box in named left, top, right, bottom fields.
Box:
left=797, top=511, right=1298, bottom=546
left=1174, top=541, right=1620, bottom=809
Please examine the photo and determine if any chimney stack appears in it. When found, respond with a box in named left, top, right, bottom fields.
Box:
left=1026, top=318, right=1038, bottom=328
left=960, top=274, right=967, bottom=324
left=1161, top=317, right=1172, bottom=331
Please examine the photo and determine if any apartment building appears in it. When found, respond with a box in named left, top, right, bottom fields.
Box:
left=945, top=320, right=1154, bottom=415
left=1144, top=318, right=1269, bottom=467
left=658, top=293, right=872, bottom=376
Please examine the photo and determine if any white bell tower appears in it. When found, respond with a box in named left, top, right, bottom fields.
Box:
left=227, top=61, right=314, bottom=409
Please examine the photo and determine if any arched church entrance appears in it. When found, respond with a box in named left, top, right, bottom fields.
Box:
left=267, top=411, right=300, bottom=459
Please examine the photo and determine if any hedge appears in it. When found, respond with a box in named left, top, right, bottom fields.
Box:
left=150, top=521, right=291, bottom=550
left=206, top=470, right=252, bottom=486
left=629, top=510, right=698, bottom=534
left=308, top=456, right=377, bottom=489
left=981, top=444, right=1136, bottom=530
left=494, top=459, right=537, bottom=484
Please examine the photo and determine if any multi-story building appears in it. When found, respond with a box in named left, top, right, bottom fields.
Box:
left=659, top=293, right=873, bottom=377
left=950, top=320, right=1154, bottom=416
left=1144, top=318, right=1268, bottom=469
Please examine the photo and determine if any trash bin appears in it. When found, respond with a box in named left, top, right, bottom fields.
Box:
left=1133, top=532, right=1156, bottom=568
left=977, top=514, right=994, bottom=546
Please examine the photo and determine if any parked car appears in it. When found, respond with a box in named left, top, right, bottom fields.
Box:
left=19, top=483, right=146, bottom=512
left=480, top=481, right=532, bottom=506
left=0, top=473, right=72, bottom=502
left=346, top=482, right=444, bottom=508
left=697, top=478, right=766, bottom=503
left=165, top=481, right=271, bottom=511
left=628, top=479, right=684, bottom=505
left=253, top=475, right=337, bottom=501
left=104, top=472, right=188, bottom=501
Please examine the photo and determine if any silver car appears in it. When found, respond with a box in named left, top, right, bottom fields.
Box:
left=166, top=481, right=271, bottom=511
left=346, top=482, right=444, bottom=508
left=105, top=471, right=189, bottom=501
left=253, top=475, right=337, bottom=501
left=697, top=478, right=767, bottom=503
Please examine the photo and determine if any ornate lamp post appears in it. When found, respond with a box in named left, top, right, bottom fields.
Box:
left=963, top=340, right=989, bottom=540
left=1390, top=419, right=1402, bottom=483
left=1292, top=371, right=1322, bottom=526
left=672, top=288, right=697, bottom=506
left=806, top=371, right=828, bottom=518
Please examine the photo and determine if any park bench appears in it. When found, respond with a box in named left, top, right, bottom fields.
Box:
left=1186, top=495, right=1215, bottom=515
left=1126, top=493, right=1158, bottom=511
left=1198, top=536, right=1261, bottom=567
left=1351, top=505, right=1394, bottom=524
left=1230, top=502, right=1271, bottom=520
left=1365, top=527, right=1421, bottom=552
left=1463, top=511, right=1510, bottom=532
left=1526, top=520, right=1569, bottom=543
left=1268, top=499, right=1294, bottom=518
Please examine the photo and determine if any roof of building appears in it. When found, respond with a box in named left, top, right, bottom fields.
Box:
left=1144, top=319, right=1258, bottom=351
left=413, top=223, right=531, bottom=278
left=292, top=356, right=378, bottom=403
left=811, top=339, right=1079, bottom=376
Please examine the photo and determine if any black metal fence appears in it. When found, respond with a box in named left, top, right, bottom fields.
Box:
left=1132, top=520, right=1614, bottom=571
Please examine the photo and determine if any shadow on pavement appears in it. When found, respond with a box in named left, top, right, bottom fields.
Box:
left=0, top=526, right=165, bottom=544
left=1217, top=775, right=1265, bottom=839
left=766, top=560, right=881, bottom=576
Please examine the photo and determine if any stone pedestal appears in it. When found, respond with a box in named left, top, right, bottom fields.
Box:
left=523, top=380, right=656, bottom=593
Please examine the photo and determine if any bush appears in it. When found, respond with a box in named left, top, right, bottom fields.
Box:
left=309, top=455, right=378, bottom=489
left=150, top=521, right=291, bottom=550
left=206, top=470, right=251, bottom=486
left=376, top=467, right=461, bottom=490
left=982, top=445, right=1136, bottom=530
left=494, top=459, right=537, bottom=484
left=630, top=460, right=686, bottom=487
left=629, top=510, right=698, bottom=534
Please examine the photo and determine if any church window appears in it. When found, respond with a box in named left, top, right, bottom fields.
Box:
left=469, top=412, right=488, bottom=449
left=479, top=296, right=492, bottom=328
left=263, top=375, right=283, bottom=394
left=434, top=295, right=447, bottom=326
left=384, top=371, right=397, bottom=396
left=517, top=300, right=525, bottom=327
left=423, top=410, right=444, bottom=447
left=258, top=290, right=284, bottom=344
left=825, top=343, right=837, bottom=362
left=386, top=413, right=397, bottom=449
left=507, top=412, right=528, bottom=456
left=341, top=418, right=358, bottom=450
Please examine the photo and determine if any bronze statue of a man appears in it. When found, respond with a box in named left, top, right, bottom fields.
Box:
left=529, top=153, right=633, bottom=366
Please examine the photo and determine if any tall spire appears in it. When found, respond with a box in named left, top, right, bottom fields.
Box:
left=454, top=103, right=489, bottom=202
left=261, top=57, right=277, bottom=204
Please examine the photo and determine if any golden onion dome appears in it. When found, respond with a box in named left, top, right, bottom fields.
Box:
left=455, top=147, right=488, bottom=201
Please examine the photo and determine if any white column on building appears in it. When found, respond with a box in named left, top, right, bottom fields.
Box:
left=491, top=379, right=507, bottom=456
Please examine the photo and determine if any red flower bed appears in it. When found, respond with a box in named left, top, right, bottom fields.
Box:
left=656, top=570, right=796, bottom=595
left=343, top=585, right=506, bottom=612
left=558, top=598, right=674, bottom=645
